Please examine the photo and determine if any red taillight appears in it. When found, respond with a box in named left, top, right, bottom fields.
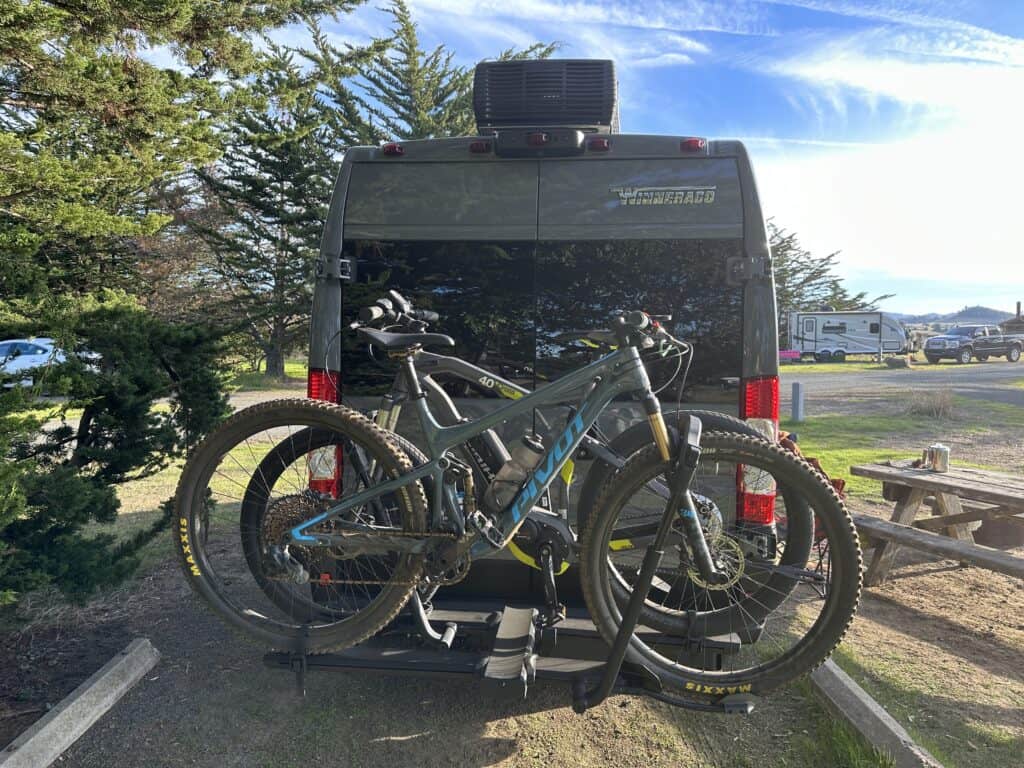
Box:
left=527, top=132, right=549, bottom=147
left=680, top=137, right=707, bottom=153
left=382, top=142, right=404, bottom=156
left=740, top=376, right=780, bottom=423
left=469, top=140, right=492, bottom=154
left=737, top=375, right=780, bottom=524
left=307, top=368, right=339, bottom=402
left=307, top=368, right=341, bottom=497
left=588, top=137, right=611, bottom=152
left=737, top=493, right=776, bottom=525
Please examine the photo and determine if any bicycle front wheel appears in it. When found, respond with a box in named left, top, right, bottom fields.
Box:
left=173, top=399, right=428, bottom=652
left=579, top=433, right=861, bottom=697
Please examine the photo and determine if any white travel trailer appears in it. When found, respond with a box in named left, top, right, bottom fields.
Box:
left=787, top=311, right=909, bottom=361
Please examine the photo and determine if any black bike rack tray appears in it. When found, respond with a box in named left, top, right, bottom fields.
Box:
left=262, top=580, right=757, bottom=716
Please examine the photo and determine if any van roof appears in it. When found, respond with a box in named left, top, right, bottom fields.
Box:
left=343, top=134, right=749, bottom=162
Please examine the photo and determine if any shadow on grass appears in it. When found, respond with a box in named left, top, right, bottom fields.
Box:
left=861, top=590, right=1024, bottom=685
left=833, top=647, right=1024, bottom=768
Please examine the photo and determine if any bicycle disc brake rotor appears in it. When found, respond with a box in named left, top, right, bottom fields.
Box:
left=676, top=493, right=745, bottom=591
left=686, top=536, right=745, bottom=591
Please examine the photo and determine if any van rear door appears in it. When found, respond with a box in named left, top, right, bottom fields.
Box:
left=344, top=161, right=538, bottom=240
left=538, top=157, right=743, bottom=240
left=534, top=154, right=747, bottom=389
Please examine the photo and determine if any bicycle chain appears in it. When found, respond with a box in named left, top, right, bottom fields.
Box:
left=310, top=528, right=464, bottom=586
left=278, top=437, right=497, bottom=588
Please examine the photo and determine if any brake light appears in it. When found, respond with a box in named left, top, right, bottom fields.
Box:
left=469, top=140, right=492, bottom=154
left=307, top=368, right=341, bottom=497
left=382, top=142, right=404, bottom=156
left=680, top=137, right=707, bottom=153
left=307, top=368, right=339, bottom=402
left=527, top=132, right=549, bottom=147
left=740, top=375, right=780, bottom=439
left=737, top=375, right=780, bottom=524
left=588, top=137, right=611, bottom=152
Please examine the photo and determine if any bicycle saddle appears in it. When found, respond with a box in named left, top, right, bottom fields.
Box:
left=357, top=327, right=455, bottom=350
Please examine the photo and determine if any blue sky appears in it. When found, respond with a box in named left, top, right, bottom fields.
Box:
left=317, top=0, right=1024, bottom=315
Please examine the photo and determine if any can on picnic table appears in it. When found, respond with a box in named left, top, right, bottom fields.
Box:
left=922, top=443, right=951, bottom=473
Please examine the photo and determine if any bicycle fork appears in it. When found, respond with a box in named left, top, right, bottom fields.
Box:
left=575, top=412, right=724, bottom=712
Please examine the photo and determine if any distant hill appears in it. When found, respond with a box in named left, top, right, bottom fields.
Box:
left=892, top=305, right=1014, bottom=325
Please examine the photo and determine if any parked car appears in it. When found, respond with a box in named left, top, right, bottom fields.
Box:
left=923, top=325, right=1023, bottom=364
left=0, top=338, right=67, bottom=385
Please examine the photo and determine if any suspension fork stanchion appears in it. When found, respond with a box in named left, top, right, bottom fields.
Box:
left=575, top=414, right=709, bottom=713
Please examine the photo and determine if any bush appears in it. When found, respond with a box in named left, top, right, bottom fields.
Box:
left=0, top=292, right=230, bottom=603
left=906, top=390, right=956, bottom=420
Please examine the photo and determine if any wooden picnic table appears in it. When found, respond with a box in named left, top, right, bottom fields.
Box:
left=849, top=461, right=1024, bottom=586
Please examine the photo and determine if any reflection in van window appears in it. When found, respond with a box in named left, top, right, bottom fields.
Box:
left=340, top=239, right=744, bottom=398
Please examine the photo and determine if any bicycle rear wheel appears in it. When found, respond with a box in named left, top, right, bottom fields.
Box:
left=173, top=399, right=427, bottom=652
left=579, top=433, right=861, bottom=696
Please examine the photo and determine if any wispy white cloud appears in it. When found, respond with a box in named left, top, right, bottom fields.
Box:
left=407, top=0, right=772, bottom=37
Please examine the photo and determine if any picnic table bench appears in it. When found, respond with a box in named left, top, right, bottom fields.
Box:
left=849, top=461, right=1024, bottom=586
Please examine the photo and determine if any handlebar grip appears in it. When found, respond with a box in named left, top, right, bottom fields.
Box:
left=359, top=305, right=386, bottom=323
left=623, top=310, right=649, bottom=330
left=387, top=290, right=412, bottom=314
left=411, top=309, right=439, bottom=323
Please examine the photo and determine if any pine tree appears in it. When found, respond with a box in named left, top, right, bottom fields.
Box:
left=188, top=41, right=343, bottom=378
left=313, top=0, right=557, bottom=142
left=0, top=1, right=366, bottom=604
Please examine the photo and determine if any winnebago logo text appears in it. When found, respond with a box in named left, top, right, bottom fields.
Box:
left=610, top=185, right=716, bottom=206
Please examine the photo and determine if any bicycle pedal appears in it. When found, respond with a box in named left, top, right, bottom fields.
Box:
left=469, top=511, right=504, bottom=548
left=537, top=603, right=566, bottom=629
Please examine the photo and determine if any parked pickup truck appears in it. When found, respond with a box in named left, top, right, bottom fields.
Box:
left=923, top=325, right=1023, bottom=364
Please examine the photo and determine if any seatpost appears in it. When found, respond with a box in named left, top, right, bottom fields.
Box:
left=397, top=352, right=424, bottom=399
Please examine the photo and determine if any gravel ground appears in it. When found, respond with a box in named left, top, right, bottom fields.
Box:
left=6, top=361, right=1023, bottom=767
left=5, top=556, right=841, bottom=768
left=781, top=359, right=1024, bottom=408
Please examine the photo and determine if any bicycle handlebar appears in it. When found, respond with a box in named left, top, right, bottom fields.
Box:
left=354, top=292, right=676, bottom=352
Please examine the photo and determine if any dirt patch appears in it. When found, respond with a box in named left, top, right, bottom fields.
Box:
left=1, top=553, right=874, bottom=768
left=0, top=591, right=139, bottom=746
left=837, top=527, right=1024, bottom=767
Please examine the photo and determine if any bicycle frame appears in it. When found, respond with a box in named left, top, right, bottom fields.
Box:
left=290, top=344, right=658, bottom=560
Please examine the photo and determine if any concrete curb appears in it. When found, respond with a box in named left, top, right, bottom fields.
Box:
left=0, top=638, right=160, bottom=768
left=810, top=659, right=943, bottom=768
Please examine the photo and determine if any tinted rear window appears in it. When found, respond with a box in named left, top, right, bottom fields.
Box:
left=341, top=239, right=743, bottom=398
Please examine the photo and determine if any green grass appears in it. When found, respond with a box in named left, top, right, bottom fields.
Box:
left=782, top=412, right=926, bottom=499
left=228, top=359, right=308, bottom=391
left=782, top=396, right=1022, bottom=499
left=793, top=678, right=897, bottom=768
left=831, top=647, right=1023, bottom=768
left=781, top=361, right=892, bottom=374
left=778, top=353, right=953, bottom=375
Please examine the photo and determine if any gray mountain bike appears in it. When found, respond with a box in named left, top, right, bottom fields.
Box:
left=173, top=309, right=861, bottom=701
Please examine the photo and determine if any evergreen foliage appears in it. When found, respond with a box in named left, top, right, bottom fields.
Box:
left=0, top=0, right=363, bottom=604
left=187, top=41, right=344, bottom=378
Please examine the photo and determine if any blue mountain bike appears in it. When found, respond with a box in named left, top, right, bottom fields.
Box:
left=173, top=310, right=861, bottom=701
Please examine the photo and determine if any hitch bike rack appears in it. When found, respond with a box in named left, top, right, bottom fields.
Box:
left=263, top=562, right=758, bottom=716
